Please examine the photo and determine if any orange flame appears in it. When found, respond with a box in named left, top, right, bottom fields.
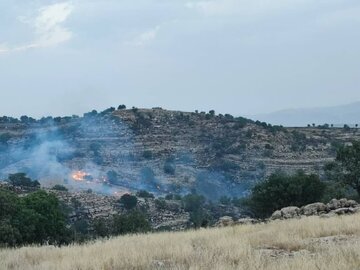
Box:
left=72, top=171, right=90, bottom=181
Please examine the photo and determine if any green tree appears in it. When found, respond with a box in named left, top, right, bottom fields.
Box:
left=7, top=173, right=40, bottom=187
left=112, top=211, right=150, bottom=235
left=325, top=141, right=360, bottom=196
left=164, top=159, right=176, bottom=175
left=219, top=196, right=232, bottom=205
left=0, top=188, right=70, bottom=246
left=136, top=190, right=154, bottom=198
left=19, top=190, right=69, bottom=244
left=182, top=194, right=210, bottom=228
left=93, top=219, right=109, bottom=238
left=248, top=171, right=325, bottom=218
left=107, top=170, right=119, bottom=185
left=119, top=194, right=138, bottom=210
left=51, top=185, right=68, bottom=191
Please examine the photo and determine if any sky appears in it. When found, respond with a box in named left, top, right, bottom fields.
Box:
left=1, top=0, right=360, bottom=118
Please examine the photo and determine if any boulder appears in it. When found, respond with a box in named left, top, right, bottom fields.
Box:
left=236, top=218, right=258, bottom=225
left=215, top=216, right=234, bottom=227
left=281, top=206, right=300, bottom=219
left=345, top=200, right=358, bottom=208
left=327, top=199, right=341, bottom=210
left=333, top=208, right=354, bottom=215
left=301, top=202, right=327, bottom=216
left=271, top=210, right=282, bottom=220
left=320, top=212, right=337, bottom=218
left=327, top=198, right=358, bottom=211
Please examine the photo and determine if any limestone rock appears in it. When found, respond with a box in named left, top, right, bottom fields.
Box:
left=333, top=207, right=355, bottom=215
left=281, top=206, right=301, bottom=219
left=271, top=210, right=282, bottom=220
left=215, top=216, right=234, bottom=227
left=236, top=218, right=258, bottom=225
left=301, top=202, right=326, bottom=216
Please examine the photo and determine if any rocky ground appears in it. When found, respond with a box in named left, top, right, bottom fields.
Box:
left=1, top=107, right=360, bottom=199
left=215, top=198, right=360, bottom=228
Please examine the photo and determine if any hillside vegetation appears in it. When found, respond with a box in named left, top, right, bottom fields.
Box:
left=1, top=214, right=360, bottom=270
left=1, top=107, right=360, bottom=200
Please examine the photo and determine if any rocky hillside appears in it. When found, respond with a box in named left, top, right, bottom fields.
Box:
left=1, top=107, right=359, bottom=199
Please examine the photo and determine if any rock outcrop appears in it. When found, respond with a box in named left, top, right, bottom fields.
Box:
left=1, top=108, right=360, bottom=199
left=271, top=198, right=360, bottom=220
left=215, top=216, right=235, bottom=227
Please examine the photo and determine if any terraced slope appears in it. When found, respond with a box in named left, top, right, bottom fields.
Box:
left=0, top=108, right=359, bottom=198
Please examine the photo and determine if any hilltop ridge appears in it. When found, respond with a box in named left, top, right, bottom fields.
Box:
left=1, top=107, right=360, bottom=199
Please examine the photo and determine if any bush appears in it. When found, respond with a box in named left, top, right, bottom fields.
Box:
left=0, top=188, right=70, bottom=247
left=154, top=198, right=167, bottom=210
left=136, top=190, right=154, bottom=198
left=219, top=196, right=232, bottom=205
left=112, top=211, right=150, bottom=235
left=248, top=171, right=326, bottom=218
left=182, top=194, right=205, bottom=212
left=164, top=160, right=176, bottom=175
left=0, top=133, right=12, bottom=145
left=51, top=185, right=68, bottom=191
left=325, top=141, right=360, bottom=197
left=89, top=143, right=101, bottom=155
left=119, top=194, right=138, bottom=210
left=107, top=170, right=119, bottom=185
left=142, top=150, right=153, bottom=160
left=7, top=173, right=40, bottom=188
left=93, top=219, right=110, bottom=238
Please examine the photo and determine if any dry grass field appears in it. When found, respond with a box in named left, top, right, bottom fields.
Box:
left=1, top=214, right=360, bottom=270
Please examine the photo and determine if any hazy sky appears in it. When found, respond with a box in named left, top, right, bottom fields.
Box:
left=1, top=0, right=360, bottom=118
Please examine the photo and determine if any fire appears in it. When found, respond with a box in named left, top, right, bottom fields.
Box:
left=72, top=171, right=90, bottom=181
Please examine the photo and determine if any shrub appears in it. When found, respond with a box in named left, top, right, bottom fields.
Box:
left=119, top=194, right=138, bottom=210
left=107, top=170, right=119, bottom=185
left=112, top=211, right=150, bottom=235
left=7, top=173, right=40, bottom=188
left=142, top=150, right=153, bottom=160
left=325, top=141, right=360, bottom=197
left=89, top=143, right=101, bottom=154
left=51, top=185, right=68, bottom=191
left=140, top=167, right=156, bottom=185
left=219, top=196, right=232, bottom=205
left=100, top=107, right=115, bottom=116
left=0, top=188, right=70, bottom=247
left=83, top=110, right=98, bottom=118
left=93, top=219, right=110, bottom=238
left=182, top=194, right=205, bottom=212
left=155, top=198, right=167, bottom=210
left=164, top=160, right=176, bottom=175
left=165, top=194, right=174, bottom=200
left=0, top=133, right=12, bottom=145
left=136, top=190, right=154, bottom=198
left=248, top=171, right=325, bottom=218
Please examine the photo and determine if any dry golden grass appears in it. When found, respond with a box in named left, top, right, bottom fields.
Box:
left=2, top=214, right=360, bottom=270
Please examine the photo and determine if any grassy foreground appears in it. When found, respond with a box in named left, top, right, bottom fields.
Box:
left=1, top=214, right=360, bottom=270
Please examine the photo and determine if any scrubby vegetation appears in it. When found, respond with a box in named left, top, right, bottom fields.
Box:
left=2, top=213, right=360, bottom=270
left=246, top=171, right=325, bottom=218
left=0, top=188, right=69, bottom=247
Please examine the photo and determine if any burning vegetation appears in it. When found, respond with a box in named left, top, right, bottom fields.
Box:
left=72, top=171, right=91, bottom=182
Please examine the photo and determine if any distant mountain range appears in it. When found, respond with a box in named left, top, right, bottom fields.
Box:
left=251, top=101, right=360, bottom=127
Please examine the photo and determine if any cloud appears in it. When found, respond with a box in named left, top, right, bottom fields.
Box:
left=33, top=2, right=74, bottom=47
left=185, top=0, right=318, bottom=17
left=126, top=26, right=161, bottom=47
left=0, top=44, right=9, bottom=53
left=0, top=2, right=74, bottom=54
